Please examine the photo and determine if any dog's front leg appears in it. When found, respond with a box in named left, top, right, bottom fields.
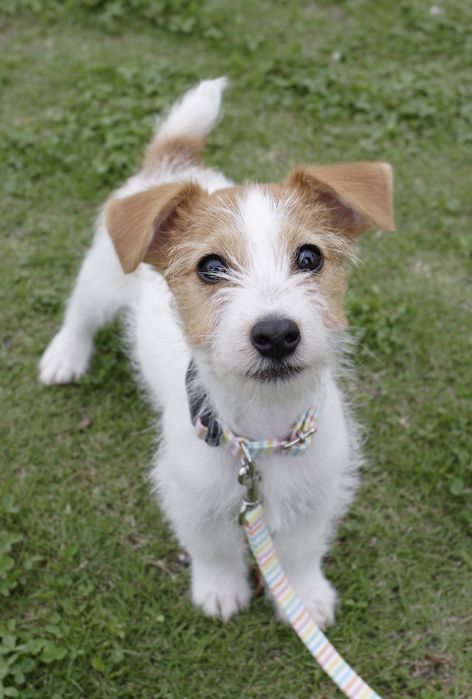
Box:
left=183, top=515, right=251, bottom=621
left=271, top=517, right=337, bottom=629
left=156, top=436, right=251, bottom=621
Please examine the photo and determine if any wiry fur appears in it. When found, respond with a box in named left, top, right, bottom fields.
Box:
left=39, top=78, right=394, bottom=624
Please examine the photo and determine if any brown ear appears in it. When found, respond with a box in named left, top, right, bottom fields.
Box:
left=105, top=182, right=202, bottom=273
left=287, top=162, right=395, bottom=234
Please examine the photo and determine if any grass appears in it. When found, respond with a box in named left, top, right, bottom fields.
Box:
left=1, top=1, right=471, bottom=697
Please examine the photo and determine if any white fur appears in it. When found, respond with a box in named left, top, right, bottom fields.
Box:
left=39, top=78, right=361, bottom=626
left=156, top=77, right=228, bottom=143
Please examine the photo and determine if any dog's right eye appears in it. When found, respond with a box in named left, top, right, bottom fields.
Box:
left=295, top=244, right=324, bottom=273
left=197, top=255, right=228, bottom=284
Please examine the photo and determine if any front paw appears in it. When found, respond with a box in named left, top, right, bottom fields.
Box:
left=276, top=571, right=337, bottom=630
left=192, top=565, right=251, bottom=621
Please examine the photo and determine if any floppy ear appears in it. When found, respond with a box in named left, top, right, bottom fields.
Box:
left=105, top=182, right=202, bottom=273
left=286, top=162, right=395, bottom=235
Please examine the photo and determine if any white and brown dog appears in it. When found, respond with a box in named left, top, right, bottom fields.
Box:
left=40, top=78, right=394, bottom=624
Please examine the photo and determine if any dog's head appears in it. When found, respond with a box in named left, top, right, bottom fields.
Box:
left=106, top=163, right=394, bottom=391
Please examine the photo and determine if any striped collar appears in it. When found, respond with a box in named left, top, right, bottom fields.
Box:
left=185, top=360, right=323, bottom=459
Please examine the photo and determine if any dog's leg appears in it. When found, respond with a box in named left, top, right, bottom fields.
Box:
left=168, top=503, right=251, bottom=621
left=188, top=522, right=251, bottom=621
left=272, top=518, right=337, bottom=629
left=39, top=224, right=136, bottom=384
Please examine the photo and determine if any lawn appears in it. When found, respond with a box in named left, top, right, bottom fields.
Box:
left=1, top=1, right=471, bottom=697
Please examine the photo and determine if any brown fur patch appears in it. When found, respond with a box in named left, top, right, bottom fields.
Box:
left=282, top=161, right=395, bottom=326
left=104, top=182, right=203, bottom=274
left=105, top=182, right=239, bottom=347
left=142, top=135, right=204, bottom=174
left=159, top=189, right=250, bottom=347
left=287, top=161, right=395, bottom=234
left=281, top=191, right=351, bottom=328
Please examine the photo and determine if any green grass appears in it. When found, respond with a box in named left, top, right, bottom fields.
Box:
left=1, top=1, right=471, bottom=697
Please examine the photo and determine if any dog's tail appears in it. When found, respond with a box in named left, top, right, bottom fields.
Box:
left=142, top=77, right=228, bottom=172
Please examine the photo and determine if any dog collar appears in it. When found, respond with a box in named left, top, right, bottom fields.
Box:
left=185, top=360, right=323, bottom=460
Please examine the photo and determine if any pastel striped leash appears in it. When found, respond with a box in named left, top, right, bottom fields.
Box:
left=244, top=505, right=381, bottom=699
left=194, top=397, right=382, bottom=699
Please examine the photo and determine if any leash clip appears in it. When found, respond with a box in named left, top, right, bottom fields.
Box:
left=238, top=440, right=261, bottom=525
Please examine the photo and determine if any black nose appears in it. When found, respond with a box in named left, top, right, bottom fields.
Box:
left=250, top=318, right=301, bottom=360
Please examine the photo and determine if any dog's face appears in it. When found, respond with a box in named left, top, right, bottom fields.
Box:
left=106, top=163, right=394, bottom=388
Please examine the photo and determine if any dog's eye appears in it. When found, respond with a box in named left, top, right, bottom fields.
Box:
left=295, top=244, right=323, bottom=273
left=197, top=255, right=228, bottom=284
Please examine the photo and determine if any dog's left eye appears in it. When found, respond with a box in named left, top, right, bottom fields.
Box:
left=295, top=244, right=324, bottom=273
left=197, top=255, right=228, bottom=284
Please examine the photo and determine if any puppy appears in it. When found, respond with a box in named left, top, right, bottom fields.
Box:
left=40, top=78, right=394, bottom=624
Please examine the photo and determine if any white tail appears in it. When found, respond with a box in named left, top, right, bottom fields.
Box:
left=155, top=77, right=228, bottom=143
left=142, top=77, right=229, bottom=172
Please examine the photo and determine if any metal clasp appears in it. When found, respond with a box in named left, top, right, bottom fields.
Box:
left=282, top=426, right=316, bottom=451
left=238, top=441, right=261, bottom=525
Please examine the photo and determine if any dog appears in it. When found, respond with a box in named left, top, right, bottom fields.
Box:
left=39, top=78, right=394, bottom=625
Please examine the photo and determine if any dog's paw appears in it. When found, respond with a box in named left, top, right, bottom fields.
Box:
left=39, top=329, right=93, bottom=385
left=192, top=568, right=251, bottom=621
left=276, top=571, right=337, bottom=630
